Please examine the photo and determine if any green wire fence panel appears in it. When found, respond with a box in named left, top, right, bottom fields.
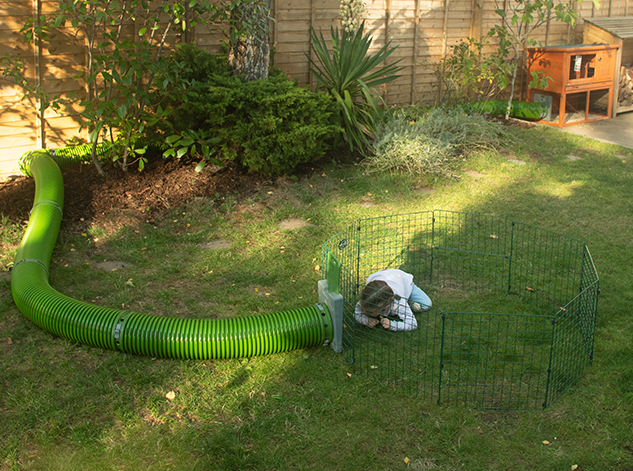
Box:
left=322, top=211, right=599, bottom=410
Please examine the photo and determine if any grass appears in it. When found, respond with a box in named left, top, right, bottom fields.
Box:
left=0, top=216, right=25, bottom=272
left=1, top=123, right=633, bottom=470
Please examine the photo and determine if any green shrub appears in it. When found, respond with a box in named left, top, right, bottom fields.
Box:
left=397, top=105, right=433, bottom=123
left=162, top=45, right=339, bottom=176
left=226, top=76, right=340, bottom=174
left=366, top=107, right=510, bottom=177
left=170, top=43, right=232, bottom=84
left=433, top=37, right=510, bottom=106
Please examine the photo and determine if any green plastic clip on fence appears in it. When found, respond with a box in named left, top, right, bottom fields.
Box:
left=326, top=252, right=342, bottom=294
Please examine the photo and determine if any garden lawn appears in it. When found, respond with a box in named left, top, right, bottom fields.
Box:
left=1, top=123, right=632, bottom=470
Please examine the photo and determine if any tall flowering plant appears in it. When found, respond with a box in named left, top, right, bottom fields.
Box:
left=340, top=0, right=365, bottom=33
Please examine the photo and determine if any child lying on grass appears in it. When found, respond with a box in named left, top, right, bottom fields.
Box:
left=354, top=269, right=432, bottom=331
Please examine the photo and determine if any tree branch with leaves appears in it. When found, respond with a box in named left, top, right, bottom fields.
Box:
left=6, top=0, right=243, bottom=174
left=489, top=0, right=599, bottom=119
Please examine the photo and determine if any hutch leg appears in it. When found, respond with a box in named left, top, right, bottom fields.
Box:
left=558, top=92, right=566, bottom=126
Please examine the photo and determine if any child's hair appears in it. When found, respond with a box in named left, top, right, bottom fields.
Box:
left=360, top=280, right=394, bottom=317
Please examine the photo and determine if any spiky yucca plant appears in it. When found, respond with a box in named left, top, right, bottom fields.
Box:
left=308, top=21, right=403, bottom=152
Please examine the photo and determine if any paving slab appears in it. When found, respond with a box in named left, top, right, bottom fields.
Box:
left=556, top=111, right=633, bottom=149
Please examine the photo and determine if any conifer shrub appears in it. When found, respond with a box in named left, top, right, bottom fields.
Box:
left=162, top=44, right=339, bottom=176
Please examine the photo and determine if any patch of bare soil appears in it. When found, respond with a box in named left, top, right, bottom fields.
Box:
left=0, top=157, right=260, bottom=228
left=489, top=115, right=537, bottom=130
left=0, top=149, right=361, bottom=231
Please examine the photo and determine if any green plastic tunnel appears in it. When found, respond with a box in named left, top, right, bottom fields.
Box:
left=11, top=151, right=333, bottom=360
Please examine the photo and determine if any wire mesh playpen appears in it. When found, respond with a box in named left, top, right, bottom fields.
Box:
left=322, top=211, right=599, bottom=409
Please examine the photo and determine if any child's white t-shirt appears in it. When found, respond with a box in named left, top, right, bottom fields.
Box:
left=354, top=269, right=418, bottom=331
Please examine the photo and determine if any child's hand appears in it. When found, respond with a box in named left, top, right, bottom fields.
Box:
left=380, top=317, right=390, bottom=330
left=367, top=318, right=380, bottom=328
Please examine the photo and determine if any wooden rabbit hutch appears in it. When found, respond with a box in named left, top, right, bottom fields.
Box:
left=526, top=44, right=620, bottom=127
left=583, top=17, right=633, bottom=116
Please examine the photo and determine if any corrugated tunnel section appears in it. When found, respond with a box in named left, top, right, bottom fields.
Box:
left=11, top=151, right=333, bottom=359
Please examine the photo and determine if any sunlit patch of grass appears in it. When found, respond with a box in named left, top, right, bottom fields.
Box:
left=531, top=177, right=587, bottom=199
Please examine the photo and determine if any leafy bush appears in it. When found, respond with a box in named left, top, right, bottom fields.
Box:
left=397, top=105, right=434, bottom=123
left=433, top=38, right=510, bottom=106
left=366, top=107, right=511, bottom=178
left=9, top=1, right=224, bottom=174
left=162, top=45, right=339, bottom=175
left=170, top=42, right=232, bottom=84
left=225, top=77, right=340, bottom=175
left=162, top=129, right=221, bottom=173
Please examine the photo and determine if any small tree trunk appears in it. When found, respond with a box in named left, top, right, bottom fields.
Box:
left=90, top=139, right=105, bottom=176
left=227, top=0, right=271, bottom=82
left=505, top=46, right=520, bottom=120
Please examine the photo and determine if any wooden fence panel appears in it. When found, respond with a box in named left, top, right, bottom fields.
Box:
left=1, top=0, right=38, bottom=172
left=1, top=0, right=631, bottom=174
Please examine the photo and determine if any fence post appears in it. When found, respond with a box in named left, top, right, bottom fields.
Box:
left=437, top=312, right=446, bottom=405
left=271, top=0, right=277, bottom=67
left=355, top=220, right=362, bottom=293
left=411, top=0, right=420, bottom=104
left=470, top=0, right=483, bottom=41
left=507, top=221, right=515, bottom=295
left=441, top=0, right=450, bottom=58
left=309, top=0, right=316, bottom=91
left=543, top=317, right=557, bottom=408
left=430, top=212, right=436, bottom=284
left=382, top=0, right=392, bottom=103
left=32, top=0, right=45, bottom=149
